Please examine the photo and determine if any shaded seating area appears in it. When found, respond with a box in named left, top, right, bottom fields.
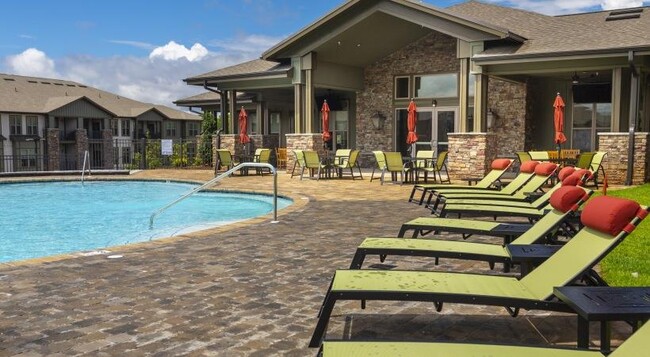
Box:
left=253, top=148, right=271, bottom=175
left=332, top=149, right=363, bottom=180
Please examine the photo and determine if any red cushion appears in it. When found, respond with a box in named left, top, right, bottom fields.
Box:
left=520, top=160, right=540, bottom=173
left=534, top=162, right=558, bottom=176
left=491, top=159, right=511, bottom=170
left=549, top=186, right=586, bottom=213
left=557, top=166, right=576, bottom=181
left=573, top=169, right=592, bottom=180
left=562, top=172, right=584, bottom=186
left=581, top=196, right=641, bottom=236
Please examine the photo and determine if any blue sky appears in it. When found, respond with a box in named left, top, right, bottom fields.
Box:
left=1, top=0, right=646, bottom=108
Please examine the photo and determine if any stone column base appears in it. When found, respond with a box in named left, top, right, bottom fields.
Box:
left=598, top=132, right=649, bottom=185
left=47, top=128, right=60, bottom=171
left=447, top=133, right=498, bottom=181
left=285, top=133, right=326, bottom=174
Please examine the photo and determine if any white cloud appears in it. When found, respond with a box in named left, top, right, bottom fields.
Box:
left=149, top=41, right=208, bottom=62
left=1, top=41, right=258, bottom=108
left=601, top=0, right=644, bottom=9
left=109, top=40, right=156, bottom=50
left=5, top=48, right=58, bottom=78
left=208, top=34, right=285, bottom=55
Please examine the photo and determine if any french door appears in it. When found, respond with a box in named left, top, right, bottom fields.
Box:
left=413, top=107, right=458, bottom=155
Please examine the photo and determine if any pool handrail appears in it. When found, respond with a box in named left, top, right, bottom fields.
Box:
left=81, top=150, right=91, bottom=185
left=149, top=162, right=278, bottom=229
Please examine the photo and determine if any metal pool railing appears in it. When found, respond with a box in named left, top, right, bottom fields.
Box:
left=148, top=162, right=278, bottom=229
left=81, top=150, right=91, bottom=185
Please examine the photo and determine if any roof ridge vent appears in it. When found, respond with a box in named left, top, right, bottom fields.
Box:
left=607, top=8, right=643, bottom=21
left=3, top=78, right=15, bottom=81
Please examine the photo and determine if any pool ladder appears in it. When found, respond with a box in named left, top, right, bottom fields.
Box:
left=81, top=150, right=91, bottom=185
left=149, top=162, right=278, bottom=229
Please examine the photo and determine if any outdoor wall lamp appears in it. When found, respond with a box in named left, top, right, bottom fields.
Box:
left=487, top=108, right=497, bottom=130
left=432, top=99, right=438, bottom=107
left=370, top=111, right=386, bottom=130
left=571, top=72, right=580, bottom=84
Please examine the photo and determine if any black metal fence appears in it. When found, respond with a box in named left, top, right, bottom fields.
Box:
left=0, top=138, right=212, bottom=173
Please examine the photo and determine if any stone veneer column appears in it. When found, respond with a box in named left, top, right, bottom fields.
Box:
left=598, top=132, right=649, bottom=185
left=46, top=128, right=60, bottom=171
left=101, top=129, right=114, bottom=169
left=285, top=133, right=325, bottom=174
left=75, top=129, right=88, bottom=170
left=447, top=133, right=498, bottom=181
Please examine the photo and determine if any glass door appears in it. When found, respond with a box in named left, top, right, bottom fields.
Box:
left=434, top=107, right=458, bottom=154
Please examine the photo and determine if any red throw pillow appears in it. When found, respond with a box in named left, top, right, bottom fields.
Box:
left=573, top=169, right=593, bottom=180
left=562, top=172, right=584, bottom=186
left=520, top=160, right=540, bottom=173
left=491, top=159, right=511, bottom=170
left=549, top=186, right=586, bottom=213
left=557, top=166, right=576, bottom=181
left=534, top=162, right=558, bottom=176
left=581, top=196, right=641, bottom=236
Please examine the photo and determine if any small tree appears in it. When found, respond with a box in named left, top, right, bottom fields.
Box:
left=195, top=111, right=221, bottom=166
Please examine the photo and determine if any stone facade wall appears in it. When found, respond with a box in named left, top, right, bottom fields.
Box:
left=285, top=133, right=326, bottom=174
left=101, top=129, right=114, bottom=169
left=74, top=129, right=88, bottom=170
left=46, top=128, right=60, bottom=171
left=487, top=78, right=528, bottom=156
left=598, top=132, right=649, bottom=185
left=447, top=133, right=498, bottom=180
left=356, top=31, right=458, bottom=166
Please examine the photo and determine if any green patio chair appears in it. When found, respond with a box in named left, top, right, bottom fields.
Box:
left=333, top=149, right=363, bottom=180
left=320, top=318, right=650, bottom=356
left=369, top=151, right=387, bottom=183
left=350, top=186, right=592, bottom=272
left=408, top=158, right=514, bottom=205
left=302, top=150, right=330, bottom=180
left=413, top=150, right=435, bottom=182
left=253, top=148, right=271, bottom=175
left=586, top=151, right=607, bottom=189
left=290, top=150, right=305, bottom=179
left=379, top=152, right=407, bottom=185
left=215, top=149, right=238, bottom=173
left=309, top=196, right=648, bottom=347
left=433, top=151, right=450, bottom=184
left=575, top=152, right=595, bottom=170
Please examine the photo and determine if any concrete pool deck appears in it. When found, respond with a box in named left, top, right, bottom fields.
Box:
left=0, top=170, right=633, bottom=355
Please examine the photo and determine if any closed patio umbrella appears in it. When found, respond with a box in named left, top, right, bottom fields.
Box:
left=553, top=93, right=567, bottom=156
left=406, top=99, right=418, bottom=156
left=321, top=100, right=331, bottom=143
left=238, top=107, right=250, bottom=153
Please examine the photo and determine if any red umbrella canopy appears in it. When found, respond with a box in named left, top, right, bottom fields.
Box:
left=406, top=100, right=418, bottom=144
left=554, top=94, right=567, bottom=145
left=238, top=107, right=251, bottom=144
left=321, top=100, right=331, bottom=142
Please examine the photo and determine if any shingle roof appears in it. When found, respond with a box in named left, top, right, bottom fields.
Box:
left=447, top=1, right=650, bottom=59
left=174, top=91, right=256, bottom=107
left=0, top=73, right=199, bottom=121
left=184, top=59, right=291, bottom=82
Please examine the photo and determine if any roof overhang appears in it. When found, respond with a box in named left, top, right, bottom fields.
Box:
left=474, top=46, right=650, bottom=66
left=262, top=0, right=522, bottom=61
left=184, top=66, right=293, bottom=87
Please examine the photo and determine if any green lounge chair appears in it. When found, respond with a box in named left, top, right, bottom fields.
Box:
left=290, top=150, right=305, bottom=179
left=333, top=149, right=363, bottom=180
left=426, top=160, right=543, bottom=211
left=350, top=186, right=592, bottom=272
left=529, top=150, right=550, bottom=161
left=515, top=151, right=532, bottom=165
left=575, top=152, right=595, bottom=170
left=309, top=197, right=648, bottom=347
left=409, top=158, right=513, bottom=205
left=319, top=318, right=650, bottom=356
left=586, top=152, right=607, bottom=189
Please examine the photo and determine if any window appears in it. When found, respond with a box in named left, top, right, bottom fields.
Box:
left=110, top=119, right=119, bottom=136
left=414, top=73, right=458, bottom=98
left=269, top=113, right=281, bottom=134
left=394, top=76, right=410, bottom=99
left=187, top=122, right=200, bottom=136
left=121, top=119, right=130, bottom=137
left=572, top=103, right=611, bottom=151
left=249, top=112, right=257, bottom=134
left=165, top=122, right=177, bottom=137
left=9, top=115, right=21, bottom=135
left=26, top=116, right=38, bottom=135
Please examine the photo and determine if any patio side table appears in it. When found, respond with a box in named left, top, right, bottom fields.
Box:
left=553, top=286, right=650, bottom=353
left=507, top=244, right=562, bottom=276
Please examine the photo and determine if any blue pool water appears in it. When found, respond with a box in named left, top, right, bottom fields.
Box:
left=0, top=181, right=292, bottom=263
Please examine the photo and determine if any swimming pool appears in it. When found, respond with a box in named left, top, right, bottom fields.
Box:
left=0, top=180, right=292, bottom=263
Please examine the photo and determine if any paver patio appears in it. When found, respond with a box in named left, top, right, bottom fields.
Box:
left=0, top=170, right=633, bottom=356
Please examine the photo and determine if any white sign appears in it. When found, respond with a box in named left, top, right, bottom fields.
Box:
left=161, top=139, right=173, bottom=156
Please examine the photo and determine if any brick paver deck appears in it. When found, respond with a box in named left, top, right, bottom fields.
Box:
left=0, top=170, right=631, bottom=355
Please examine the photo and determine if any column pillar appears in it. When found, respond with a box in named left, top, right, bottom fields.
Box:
left=47, top=128, right=60, bottom=171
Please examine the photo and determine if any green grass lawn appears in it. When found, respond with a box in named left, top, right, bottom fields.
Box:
left=598, top=183, right=650, bottom=286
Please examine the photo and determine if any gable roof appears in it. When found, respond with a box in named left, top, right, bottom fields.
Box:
left=184, top=59, right=291, bottom=84
left=0, top=73, right=199, bottom=121
left=447, top=1, right=650, bottom=61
